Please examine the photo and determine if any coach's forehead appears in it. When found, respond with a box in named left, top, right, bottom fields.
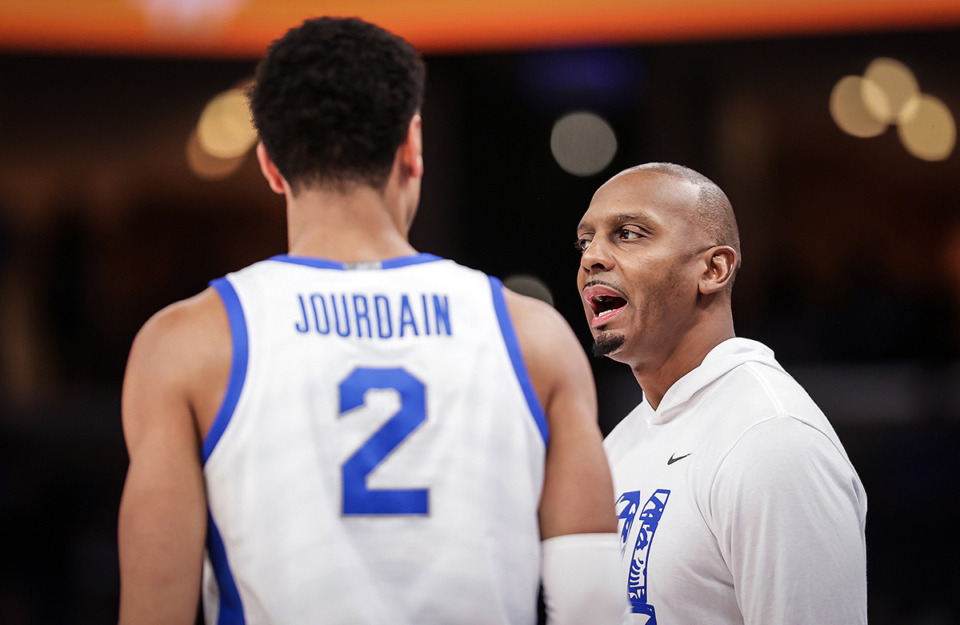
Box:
left=583, top=169, right=700, bottom=226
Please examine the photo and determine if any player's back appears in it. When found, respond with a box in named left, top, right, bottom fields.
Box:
left=201, top=253, right=547, bottom=625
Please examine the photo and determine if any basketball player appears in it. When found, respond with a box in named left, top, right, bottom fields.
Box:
left=117, top=16, right=624, bottom=625
left=575, top=163, right=868, bottom=623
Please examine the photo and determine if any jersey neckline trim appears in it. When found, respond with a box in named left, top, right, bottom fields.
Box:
left=269, top=253, right=444, bottom=271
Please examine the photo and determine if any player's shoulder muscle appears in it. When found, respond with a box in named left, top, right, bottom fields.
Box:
left=128, top=288, right=227, bottom=375
left=501, top=289, right=595, bottom=422
left=122, top=288, right=230, bottom=443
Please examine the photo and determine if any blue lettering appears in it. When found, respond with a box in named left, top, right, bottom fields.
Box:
left=433, top=295, right=451, bottom=336
left=399, top=294, right=418, bottom=337
left=626, top=489, right=670, bottom=620
left=374, top=295, right=392, bottom=338
left=332, top=294, right=351, bottom=337
left=310, top=294, right=331, bottom=335
left=354, top=294, right=371, bottom=338
left=421, top=295, right=431, bottom=336
left=295, top=294, right=310, bottom=333
left=294, top=291, right=450, bottom=340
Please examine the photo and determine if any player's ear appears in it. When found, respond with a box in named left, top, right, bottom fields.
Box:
left=698, top=245, right=738, bottom=295
left=256, top=142, right=288, bottom=195
left=398, top=113, right=423, bottom=180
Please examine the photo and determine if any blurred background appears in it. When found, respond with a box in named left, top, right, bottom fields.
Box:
left=2, top=0, right=960, bottom=623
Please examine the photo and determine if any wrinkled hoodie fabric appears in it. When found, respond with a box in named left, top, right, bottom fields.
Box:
left=605, top=337, right=867, bottom=625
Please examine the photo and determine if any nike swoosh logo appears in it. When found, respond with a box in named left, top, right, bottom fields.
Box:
left=667, top=453, right=692, bottom=465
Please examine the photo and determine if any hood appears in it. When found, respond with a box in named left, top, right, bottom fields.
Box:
left=646, top=337, right=784, bottom=425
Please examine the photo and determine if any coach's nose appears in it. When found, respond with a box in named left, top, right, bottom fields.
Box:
left=580, top=236, right=615, bottom=275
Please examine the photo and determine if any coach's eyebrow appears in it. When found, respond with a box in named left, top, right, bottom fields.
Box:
left=578, top=212, right=653, bottom=232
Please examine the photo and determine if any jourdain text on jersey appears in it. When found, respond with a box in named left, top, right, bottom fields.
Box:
left=294, top=292, right=452, bottom=339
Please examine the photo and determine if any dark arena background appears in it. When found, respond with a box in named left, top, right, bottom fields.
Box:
left=2, top=1, right=960, bottom=623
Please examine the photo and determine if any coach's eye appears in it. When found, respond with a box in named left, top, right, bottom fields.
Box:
left=574, top=236, right=592, bottom=252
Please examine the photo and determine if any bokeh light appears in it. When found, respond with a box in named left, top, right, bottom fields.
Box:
left=898, top=94, right=956, bottom=161
left=186, top=130, right=247, bottom=180
left=196, top=86, right=257, bottom=160
left=133, top=0, right=249, bottom=33
left=504, top=274, right=555, bottom=307
left=862, top=57, right=919, bottom=124
left=830, top=57, right=956, bottom=161
left=829, top=75, right=887, bottom=138
left=550, top=111, right=618, bottom=177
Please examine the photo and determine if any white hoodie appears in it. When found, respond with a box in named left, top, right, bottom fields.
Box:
left=604, top=338, right=867, bottom=625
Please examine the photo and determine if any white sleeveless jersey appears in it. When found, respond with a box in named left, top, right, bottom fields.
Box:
left=201, top=253, right=548, bottom=625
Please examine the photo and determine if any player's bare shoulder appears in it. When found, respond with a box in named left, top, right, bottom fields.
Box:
left=502, top=289, right=575, bottom=350
left=501, top=288, right=595, bottom=419
left=129, top=288, right=229, bottom=372
left=123, top=287, right=232, bottom=439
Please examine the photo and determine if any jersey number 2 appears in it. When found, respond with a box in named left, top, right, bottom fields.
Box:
left=338, top=367, right=429, bottom=515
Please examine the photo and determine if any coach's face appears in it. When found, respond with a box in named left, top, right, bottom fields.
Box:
left=575, top=170, right=712, bottom=374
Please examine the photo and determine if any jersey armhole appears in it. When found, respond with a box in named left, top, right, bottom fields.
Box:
left=488, top=276, right=549, bottom=445
left=202, top=277, right=249, bottom=464
left=205, top=512, right=246, bottom=624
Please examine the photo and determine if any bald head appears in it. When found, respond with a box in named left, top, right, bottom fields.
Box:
left=577, top=160, right=741, bottom=392
left=621, top=163, right=740, bottom=263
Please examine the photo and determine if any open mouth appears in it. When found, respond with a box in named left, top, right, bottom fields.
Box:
left=583, top=285, right=628, bottom=326
left=591, top=294, right=627, bottom=320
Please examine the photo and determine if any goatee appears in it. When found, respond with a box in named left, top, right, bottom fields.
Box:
left=592, top=333, right=625, bottom=358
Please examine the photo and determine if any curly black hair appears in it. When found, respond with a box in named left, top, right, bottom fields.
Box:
left=249, top=17, right=426, bottom=193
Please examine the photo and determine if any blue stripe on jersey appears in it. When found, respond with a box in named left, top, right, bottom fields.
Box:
left=207, top=513, right=246, bottom=625
left=269, top=253, right=443, bottom=270
left=488, top=276, right=549, bottom=444
left=204, top=278, right=249, bottom=463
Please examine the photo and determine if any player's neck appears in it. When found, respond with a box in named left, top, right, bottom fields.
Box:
left=285, top=186, right=417, bottom=263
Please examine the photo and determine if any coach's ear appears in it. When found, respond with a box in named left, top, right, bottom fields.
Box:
left=698, top=245, right=738, bottom=295
left=256, top=142, right=288, bottom=195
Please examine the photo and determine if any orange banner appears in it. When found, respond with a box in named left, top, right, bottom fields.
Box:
left=2, top=0, right=960, bottom=58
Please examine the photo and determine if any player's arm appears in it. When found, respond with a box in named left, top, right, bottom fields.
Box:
left=505, top=289, right=614, bottom=538
left=504, top=289, right=626, bottom=625
left=117, top=289, right=230, bottom=625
